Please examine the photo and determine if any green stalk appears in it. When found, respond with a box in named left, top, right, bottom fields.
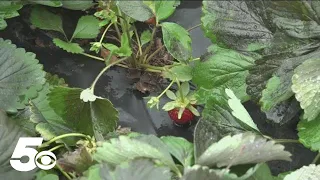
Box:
left=80, top=52, right=162, bottom=73
left=312, top=152, right=320, bottom=164
left=99, top=22, right=113, bottom=44
left=173, top=168, right=182, bottom=178
left=190, top=57, right=200, bottom=61
left=157, top=80, right=175, bottom=99
left=176, top=80, right=185, bottom=103
left=125, top=22, right=136, bottom=66
left=114, top=23, right=122, bottom=40
left=39, top=133, right=90, bottom=148
left=145, top=68, right=162, bottom=73
left=140, top=64, right=165, bottom=71
left=133, top=25, right=143, bottom=56
left=81, top=53, right=129, bottom=68
left=81, top=53, right=105, bottom=61
left=187, top=23, right=201, bottom=32
left=117, top=8, right=136, bottom=67
left=145, top=45, right=164, bottom=64
left=274, top=139, right=300, bottom=144
left=56, top=163, right=72, bottom=180
left=117, top=6, right=125, bottom=30
left=59, top=28, right=69, bottom=42
left=48, top=144, right=64, bottom=152
left=140, top=26, right=157, bottom=64
left=91, top=57, right=127, bottom=92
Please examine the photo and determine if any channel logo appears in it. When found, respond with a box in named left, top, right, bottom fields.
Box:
left=10, top=137, right=56, bottom=171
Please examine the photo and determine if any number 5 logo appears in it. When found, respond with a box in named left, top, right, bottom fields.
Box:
left=10, top=137, right=56, bottom=172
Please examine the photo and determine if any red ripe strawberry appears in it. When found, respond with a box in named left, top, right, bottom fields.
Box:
left=145, top=16, right=156, bottom=25
left=168, top=108, right=195, bottom=125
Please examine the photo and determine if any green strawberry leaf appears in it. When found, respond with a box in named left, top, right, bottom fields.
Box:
left=163, top=64, right=192, bottom=82
left=197, top=132, right=291, bottom=167
left=192, top=45, right=255, bottom=102
left=36, top=174, right=58, bottom=180
left=225, top=89, right=259, bottom=132
left=28, top=0, right=62, bottom=7
left=117, top=1, right=153, bottom=22
left=247, top=37, right=319, bottom=102
left=82, top=164, right=101, bottom=180
left=140, top=30, right=152, bottom=46
left=247, top=163, right=275, bottom=180
left=35, top=170, right=59, bottom=180
left=201, top=1, right=273, bottom=51
left=53, top=38, right=84, bottom=54
left=93, top=135, right=178, bottom=172
left=94, top=10, right=115, bottom=27
left=109, top=159, right=171, bottom=180
left=10, top=108, right=37, bottom=136
left=0, top=2, right=22, bottom=18
left=61, top=0, right=94, bottom=10
left=247, top=37, right=320, bottom=123
left=118, top=33, right=132, bottom=57
left=273, top=10, right=320, bottom=39
left=284, top=164, right=320, bottom=180
left=298, top=115, right=320, bottom=151
left=182, top=164, right=262, bottom=180
left=161, top=22, right=192, bottom=63
left=0, top=38, right=46, bottom=112
left=274, top=172, right=292, bottom=180
left=0, top=111, right=36, bottom=180
left=48, top=87, right=118, bottom=141
left=102, top=33, right=132, bottom=57
left=260, top=76, right=294, bottom=111
left=0, top=2, right=23, bottom=16
left=161, top=136, right=194, bottom=167
left=102, top=43, right=120, bottom=53
left=292, top=58, right=320, bottom=121
left=194, top=88, right=244, bottom=158
left=30, top=74, right=75, bottom=144
left=202, top=1, right=320, bottom=124
left=71, top=15, right=100, bottom=40
left=30, top=6, right=64, bottom=34
left=154, top=0, right=180, bottom=21
left=202, top=1, right=316, bottom=50
left=0, top=18, right=7, bottom=30
left=84, top=159, right=171, bottom=180
left=181, top=165, right=221, bottom=180
left=194, top=88, right=260, bottom=159
left=36, top=172, right=59, bottom=180
left=0, top=2, right=23, bottom=30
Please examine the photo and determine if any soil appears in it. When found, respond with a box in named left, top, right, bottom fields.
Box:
left=132, top=36, right=173, bottom=93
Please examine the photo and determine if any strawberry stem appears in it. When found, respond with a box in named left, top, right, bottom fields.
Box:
left=176, top=80, right=185, bottom=103
left=99, top=22, right=113, bottom=44
left=91, top=57, right=128, bottom=93
left=157, top=80, right=175, bottom=99
left=39, top=133, right=91, bottom=148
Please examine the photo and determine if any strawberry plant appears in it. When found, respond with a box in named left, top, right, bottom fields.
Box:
left=0, top=0, right=320, bottom=179
left=0, top=1, right=95, bottom=30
